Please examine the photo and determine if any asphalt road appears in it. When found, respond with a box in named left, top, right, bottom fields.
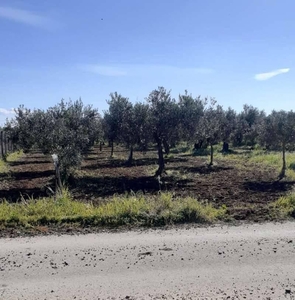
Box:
left=1, top=222, right=295, bottom=299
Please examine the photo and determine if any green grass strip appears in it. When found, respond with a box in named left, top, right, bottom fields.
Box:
left=0, top=191, right=227, bottom=228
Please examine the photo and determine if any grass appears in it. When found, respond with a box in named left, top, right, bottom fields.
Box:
left=245, top=151, right=295, bottom=180
left=0, top=190, right=227, bottom=228
left=215, top=149, right=295, bottom=180
left=0, top=160, right=7, bottom=173
left=271, top=190, right=295, bottom=218
left=0, top=150, right=23, bottom=173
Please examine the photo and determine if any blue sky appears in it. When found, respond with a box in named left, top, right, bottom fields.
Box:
left=0, top=0, right=294, bottom=125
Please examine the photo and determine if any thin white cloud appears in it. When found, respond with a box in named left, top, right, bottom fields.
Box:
left=0, top=6, right=58, bottom=29
left=78, top=64, right=214, bottom=77
left=254, top=68, right=290, bottom=81
left=79, top=65, right=127, bottom=77
left=0, top=108, right=15, bottom=115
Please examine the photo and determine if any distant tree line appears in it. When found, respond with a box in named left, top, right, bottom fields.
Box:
left=4, top=87, right=295, bottom=180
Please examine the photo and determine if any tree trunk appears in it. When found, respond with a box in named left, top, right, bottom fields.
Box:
left=209, top=144, right=214, bottom=166
left=194, top=140, right=203, bottom=150
left=125, top=145, right=133, bottom=166
left=155, top=138, right=165, bottom=177
left=4, top=134, right=8, bottom=156
left=279, top=143, right=286, bottom=179
left=110, top=140, right=114, bottom=158
left=222, top=142, right=229, bottom=153
left=163, top=139, right=170, bottom=155
left=99, top=142, right=102, bottom=151
left=0, top=131, right=4, bottom=159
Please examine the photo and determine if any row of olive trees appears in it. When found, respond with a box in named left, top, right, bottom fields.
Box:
left=4, top=87, right=295, bottom=180
left=5, top=99, right=103, bottom=179
left=102, top=87, right=295, bottom=179
left=102, top=88, right=260, bottom=174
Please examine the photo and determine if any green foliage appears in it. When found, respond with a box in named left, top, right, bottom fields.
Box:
left=5, top=86, right=295, bottom=183
left=103, top=92, right=134, bottom=146
left=232, top=105, right=265, bottom=147
left=259, top=110, right=295, bottom=151
left=148, top=87, right=180, bottom=145
left=0, top=192, right=227, bottom=228
left=147, top=87, right=181, bottom=174
left=5, top=99, right=102, bottom=180
left=197, top=100, right=223, bottom=145
left=133, top=102, right=151, bottom=152
left=178, top=91, right=205, bottom=142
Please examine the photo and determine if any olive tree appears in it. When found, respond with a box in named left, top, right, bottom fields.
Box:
left=220, top=107, right=237, bottom=152
left=132, top=102, right=151, bottom=153
left=198, top=99, right=223, bottom=166
left=259, top=110, right=295, bottom=179
left=45, top=99, right=101, bottom=179
left=232, top=105, right=265, bottom=147
left=6, top=99, right=101, bottom=180
left=103, top=92, right=133, bottom=158
left=147, top=87, right=180, bottom=176
left=5, top=105, right=36, bottom=152
left=178, top=91, right=205, bottom=147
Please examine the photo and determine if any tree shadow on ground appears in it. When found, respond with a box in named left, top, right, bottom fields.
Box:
left=8, top=160, right=51, bottom=166
left=11, top=170, right=54, bottom=180
left=82, top=157, right=188, bottom=170
left=71, top=175, right=193, bottom=198
left=0, top=187, right=51, bottom=203
left=82, top=159, right=127, bottom=170
left=168, top=165, right=233, bottom=175
left=0, top=173, right=9, bottom=178
left=24, top=154, right=49, bottom=159
left=243, top=180, right=295, bottom=193
left=83, top=156, right=103, bottom=161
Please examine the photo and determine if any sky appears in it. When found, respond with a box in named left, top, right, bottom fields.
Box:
left=0, top=0, right=294, bottom=125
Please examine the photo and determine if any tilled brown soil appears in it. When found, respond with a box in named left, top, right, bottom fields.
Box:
left=0, top=150, right=54, bottom=202
left=1, top=146, right=294, bottom=222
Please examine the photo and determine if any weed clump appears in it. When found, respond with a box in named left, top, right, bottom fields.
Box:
left=271, top=191, right=295, bottom=218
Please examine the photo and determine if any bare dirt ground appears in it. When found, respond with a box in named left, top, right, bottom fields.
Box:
left=1, top=222, right=295, bottom=299
left=1, top=146, right=294, bottom=224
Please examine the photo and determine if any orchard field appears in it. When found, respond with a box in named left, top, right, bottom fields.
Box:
left=1, top=144, right=295, bottom=225
left=1, top=88, right=295, bottom=234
